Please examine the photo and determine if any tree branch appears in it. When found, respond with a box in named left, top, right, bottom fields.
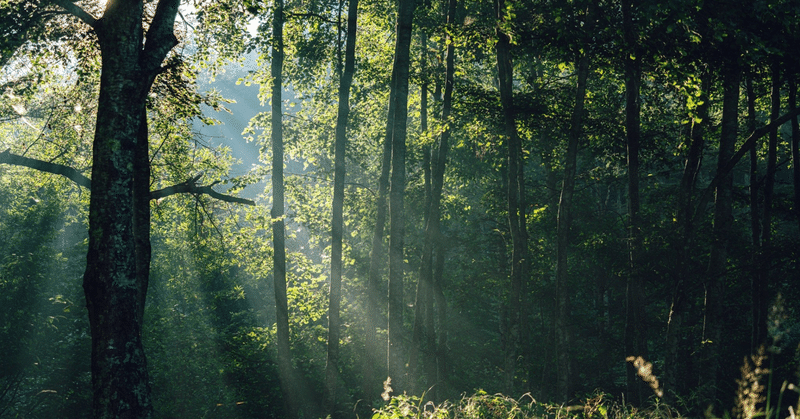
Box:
left=142, top=0, right=180, bottom=74
left=52, top=0, right=98, bottom=27
left=0, top=149, right=254, bottom=205
left=692, top=107, right=800, bottom=222
left=150, top=178, right=256, bottom=205
left=0, top=149, right=92, bottom=188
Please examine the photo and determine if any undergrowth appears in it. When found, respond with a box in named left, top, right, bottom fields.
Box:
left=370, top=352, right=799, bottom=419
left=369, top=390, right=682, bottom=419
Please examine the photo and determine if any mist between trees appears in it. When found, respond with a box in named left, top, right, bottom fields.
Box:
left=1, top=0, right=800, bottom=418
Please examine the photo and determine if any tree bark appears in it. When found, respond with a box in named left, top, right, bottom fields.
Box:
left=387, top=0, right=416, bottom=397
left=325, top=0, right=358, bottom=414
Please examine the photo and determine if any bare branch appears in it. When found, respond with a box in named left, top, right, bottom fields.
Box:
left=150, top=177, right=256, bottom=205
left=692, top=107, right=800, bottom=222
left=0, top=148, right=92, bottom=188
left=52, top=0, right=98, bottom=27
left=0, top=149, right=253, bottom=205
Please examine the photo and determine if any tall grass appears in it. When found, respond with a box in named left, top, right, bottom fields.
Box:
left=370, top=351, right=798, bottom=419
left=370, top=389, right=690, bottom=419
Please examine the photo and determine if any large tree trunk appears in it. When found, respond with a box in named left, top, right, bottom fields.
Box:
left=387, top=0, right=416, bottom=397
left=81, top=1, right=178, bottom=417
left=85, top=54, right=152, bottom=419
left=325, top=0, right=358, bottom=415
left=700, top=41, right=739, bottom=412
left=622, top=0, right=648, bottom=405
left=270, top=0, right=295, bottom=416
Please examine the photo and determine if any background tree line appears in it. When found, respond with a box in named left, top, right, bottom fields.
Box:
left=2, top=0, right=800, bottom=418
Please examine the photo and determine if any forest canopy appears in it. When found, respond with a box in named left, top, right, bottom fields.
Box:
left=2, top=0, right=800, bottom=418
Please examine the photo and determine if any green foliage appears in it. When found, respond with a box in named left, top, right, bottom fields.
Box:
left=0, top=170, right=91, bottom=417
left=4, top=0, right=800, bottom=417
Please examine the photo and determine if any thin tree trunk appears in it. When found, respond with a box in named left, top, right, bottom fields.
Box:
left=495, top=0, right=525, bottom=395
left=430, top=41, right=448, bottom=401
left=432, top=240, right=448, bottom=399
left=364, top=67, right=395, bottom=402
left=387, top=0, right=416, bottom=397
left=665, top=71, right=709, bottom=405
left=622, top=0, right=648, bottom=405
left=270, top=0, right=294, bottom=415
left=746, top=72, right=761, bottom=250
left=554, top=52, right=588, bottom=403
left=700, top=40, right=739, bottom=412
left=413, top=0, right=456, bottom=399
left=745, top=72, right=762, bottom=354
left=325, top=0, right=358, bottom=414
left=789, top=75, right=800, bottom=234
left=554, top=4, right=594, bottom=400
left=409, top=19, right=431, bottom=389
left=752, top=58, right=780, bottom=351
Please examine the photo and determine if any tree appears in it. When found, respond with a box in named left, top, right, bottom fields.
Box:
left=790, top=75, right=800, bottom=233
left=410, top=0, right=457, bottom=400
left=751, top=57, right=781, bottom=351
left=1, top=1, right=252, bottom=416
left=621, top=0, right=648, bottom=405
left=699, top=32, right=739, bottom=409
left=494, top=0, right=527, bottom=396
left=325, top=0, right=358, bottom=414
left=387, top=0, right=416, bottom=396
left=267, top=0, right=296, bottom=415
left=553, top=0, right=595, bottom=401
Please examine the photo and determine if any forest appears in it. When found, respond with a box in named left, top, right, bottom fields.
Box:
left=1, top=0, right=800, bottom=418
